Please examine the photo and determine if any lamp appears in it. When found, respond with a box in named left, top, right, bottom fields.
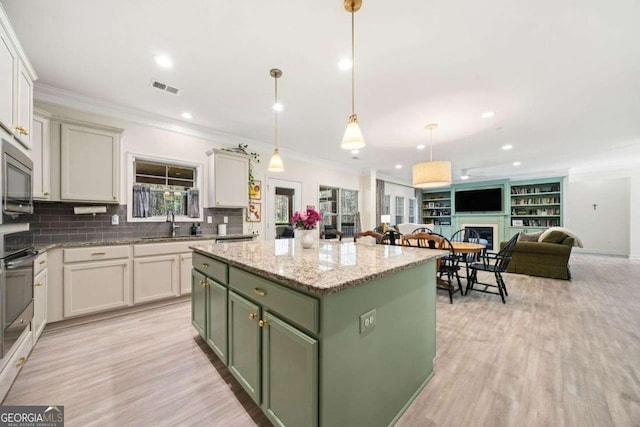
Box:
left=412, top=124, right=451, bottom=188
left=341, top=0, right=365, bottom=150
left=268, top=68, right=285, bottom=172
left=380, top=214, right=391, bottom=225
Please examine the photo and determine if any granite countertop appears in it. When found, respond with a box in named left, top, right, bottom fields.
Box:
left=190, top=239, right=446, bottom=296
left=35, top=234, right=255, bottom=253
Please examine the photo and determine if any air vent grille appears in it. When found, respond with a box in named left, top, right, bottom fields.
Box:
left=150, top=79, right=180, bottom=95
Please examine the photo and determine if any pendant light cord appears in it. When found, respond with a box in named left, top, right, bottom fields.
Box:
left=351, top=6, right=355, bottom=116
left=274, top=75, right=279, bottom=149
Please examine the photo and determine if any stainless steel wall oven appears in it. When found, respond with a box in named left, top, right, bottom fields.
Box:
left=2, top=139, right=34, bottom=224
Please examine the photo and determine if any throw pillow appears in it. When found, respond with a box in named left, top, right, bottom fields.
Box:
left=518, top=231, right=543, bottom=242
left=538, top=226, right=584, bottom=247
left=540, top=230, right=568, bottom=244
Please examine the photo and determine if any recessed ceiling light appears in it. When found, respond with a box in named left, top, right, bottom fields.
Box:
left=502, top=144, right=513, bottom=150
left=416, top=144, right=425, bottom=150
left=338, top=58, right=353, bottom=70
left=351, top=149, right=359, bottom=155
left=273, top=102, right=284, bottom=112
left=395, top=164, right=402, bottom=169
left=513, top=161, right=521, bottom=166
left=154, top=54, right=173, bottom=69
left=481, top=111, right=495, bottom=119
left=460, top=175, right=469, bottom=180
left=181, top=112, right=193, bottom=119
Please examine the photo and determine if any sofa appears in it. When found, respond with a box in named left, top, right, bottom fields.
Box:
left=500, top=231, right=575, bottom=280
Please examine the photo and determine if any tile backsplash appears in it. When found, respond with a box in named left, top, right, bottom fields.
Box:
left=31, top=202, right=244, bottom=244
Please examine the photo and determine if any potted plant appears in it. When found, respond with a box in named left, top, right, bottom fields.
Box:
left=292, top=208, right=323, bottom=249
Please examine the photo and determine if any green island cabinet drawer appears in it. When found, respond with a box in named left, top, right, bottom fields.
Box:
left=192, top=253, right=228, bottom=284
left=229, top=267, right=319, bottom=334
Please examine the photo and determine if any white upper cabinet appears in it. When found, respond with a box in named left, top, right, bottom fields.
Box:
left=32, top=110, right=51, bottom=199
left=60, top=122, right=121, bottom=203
left=0, top=29, right=16, bottom=134
left=207, top=149, right=249, bottom=208
left=0, top=6, right=37, bottom=147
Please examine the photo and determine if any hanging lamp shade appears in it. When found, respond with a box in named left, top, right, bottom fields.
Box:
left=268, top=148, right=284, bottom=172
left=412, top=161, right=452, bottom=188
left=412, top=123, right=451, bottom=188
left=341, top=115, right=365, bottom=150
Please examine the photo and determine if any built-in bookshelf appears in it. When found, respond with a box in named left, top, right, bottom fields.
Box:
left=421, top=190, right=452, bottom=225
left=509, top=181, right=562, bottom=228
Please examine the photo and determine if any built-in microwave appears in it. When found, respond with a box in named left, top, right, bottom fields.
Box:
left=2, top=139, right=33, bottom=224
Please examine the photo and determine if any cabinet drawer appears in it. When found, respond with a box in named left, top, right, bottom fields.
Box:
left=192, top=253, right=227, bottom=284
left=0, top=330, right=32, bottom=401
left=229, top=267, right=319, bottom=334
left=34, top=252, right=48, bottom=276
left=64, top=245, right=130, bottom=263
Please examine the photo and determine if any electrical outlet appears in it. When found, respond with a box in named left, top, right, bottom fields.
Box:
left=359, top=309, right=376, bottom=335
left=223, top=216, right=228, bottom=224
left=207, top=216, right=213, bottom=224
left=111, top=214, right=119, bottom=225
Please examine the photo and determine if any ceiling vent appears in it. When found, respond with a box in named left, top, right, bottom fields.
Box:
left=150, top=79, right=181, bottom=95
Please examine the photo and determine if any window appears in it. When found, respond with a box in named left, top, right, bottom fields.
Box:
left=395, top=196, right=404, bottom=225
left=409, top=198, right=417, bottom=223
left=128, top=155, right=202, bottom=221
left=383, top=195, right=391, bottom=215
left=275, top=188, right=294, bottom=224
left=319, top=186, right=359, bottom=237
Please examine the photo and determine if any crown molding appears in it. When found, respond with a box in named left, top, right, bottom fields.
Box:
left=0, top=3, right=38, bottom=80
left=34, top=83, right=363, bottom=176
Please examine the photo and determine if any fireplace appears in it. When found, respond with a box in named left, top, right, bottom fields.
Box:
left=462, top=224, right=499, bottom=251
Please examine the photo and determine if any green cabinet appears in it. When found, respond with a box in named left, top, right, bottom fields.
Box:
left=227, top=290, right=319, bottom=426
left=228, top=291, right=262, bottom=404
left=192, top=269, right=228, bottom=365
left=263, top=312, right=318, bottom=427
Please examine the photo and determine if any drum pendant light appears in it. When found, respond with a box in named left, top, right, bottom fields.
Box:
left=412, top=124, right=452, bottom=188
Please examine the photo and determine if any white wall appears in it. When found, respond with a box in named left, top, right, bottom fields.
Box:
left=566, top=167, right=640, bottom=258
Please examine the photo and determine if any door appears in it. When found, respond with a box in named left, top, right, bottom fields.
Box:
left=228, top=290, right=261, bottom=404
left=179, top=253, right=193, bottom=295
left=0, top=30, right=15, bottom=133
left=32, top=114, right=51, bottom=199
left=262, top=311, right=318, bottom=427
left=206, top=279, right=228, bottom=364
left=191, top=269, right=206, bottom=339
left=33, top=268, right=48, bottom=343
left=213, top=151, right=248, bottom=207
left=266, top=178, right=302, bottom=240
left=15, top=61, right=32, bottom=148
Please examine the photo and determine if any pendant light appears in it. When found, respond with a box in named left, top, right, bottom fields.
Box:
left=268, top=68, right=284, bottom=172
left=341, top=0, right=365, bottom=150
left=412, top=124, right=452, bottom=188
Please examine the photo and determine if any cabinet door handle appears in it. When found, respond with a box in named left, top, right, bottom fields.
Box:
left=258, top=319, right=268, bottom=327
left=113, top=196, right=117, bottom=200
left=253, top=288, right=267, bottom=297
left=249, top=313, right=257, bottom=320
left=199, top=280, right=207, bottom=288
left=15, top=126, right=29, bottom=135
left=39, top=260, right=46, bottom=265
left=35, top=282, right=43, bottom=287
left=91, top=252, right=106, bottom=256
left=43, top=192, right=50, bottom=196
left=201, top=263, right=209, bottom=269
left=15, top=357, right=26, bottom=368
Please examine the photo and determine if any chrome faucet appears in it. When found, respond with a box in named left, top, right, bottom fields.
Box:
left=167, top=211, right=180, bottom=237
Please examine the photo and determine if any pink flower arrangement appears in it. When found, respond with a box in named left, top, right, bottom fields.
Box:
left=292, top=209, right=323, bottom=230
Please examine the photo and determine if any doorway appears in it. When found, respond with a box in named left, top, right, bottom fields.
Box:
left=266, top=178, right=302, bottom=240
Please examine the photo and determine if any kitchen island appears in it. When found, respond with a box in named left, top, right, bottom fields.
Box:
left=190, top=239, right=444, bottom=427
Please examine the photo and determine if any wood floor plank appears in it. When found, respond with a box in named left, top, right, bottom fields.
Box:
left=4, top=253, right=640, bottom=426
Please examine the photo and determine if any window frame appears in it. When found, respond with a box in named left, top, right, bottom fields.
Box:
left=395, top=196, right=405, bottom=225
left=126, top=153, right=204, bottom=223
left=408, top=198, right=417, bottom=223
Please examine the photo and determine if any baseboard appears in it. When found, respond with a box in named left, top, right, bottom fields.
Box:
left=574, top=248, right=629, bottom=257
left=387, top=370, right=435, bottom=426
left=44, top=296, right=190, bottom=332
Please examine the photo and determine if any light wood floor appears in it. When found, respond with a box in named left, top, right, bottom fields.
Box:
left=5, top=254, right=640, bottom=426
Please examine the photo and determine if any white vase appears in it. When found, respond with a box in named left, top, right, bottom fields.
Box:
left=299, top=229, right=315, bottom=249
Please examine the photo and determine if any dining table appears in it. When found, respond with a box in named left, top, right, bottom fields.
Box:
left=449, top=241, right=487, bottom=285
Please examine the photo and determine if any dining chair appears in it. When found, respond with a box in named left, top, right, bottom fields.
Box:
left=402, top=232, right=464, bottom=303
left=466, top=233, right=519, bottom=303
left=411, top=227, right=434, bottom=235
left=380, top=230, right=402, bottom=246
left=353, top=230, right=383, bottom=244
left=320, top=229, right=343, bottom=241
left=450, top=228, right=484, bottom=261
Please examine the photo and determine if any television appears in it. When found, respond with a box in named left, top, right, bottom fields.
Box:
left=455, top=188, right=503, bottom=213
